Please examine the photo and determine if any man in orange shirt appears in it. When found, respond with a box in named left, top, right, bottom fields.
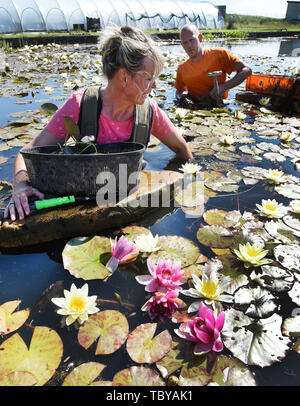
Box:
left=175, top=24, right=252, bottom=105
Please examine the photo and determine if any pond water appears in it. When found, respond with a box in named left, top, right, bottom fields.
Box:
left=0, top=37, right=299, bottom=387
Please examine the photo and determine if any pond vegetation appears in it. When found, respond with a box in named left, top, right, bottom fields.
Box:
left=0, top=39, right=299, bottom=387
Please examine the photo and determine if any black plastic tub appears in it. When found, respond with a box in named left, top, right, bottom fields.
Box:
left=21, top=142, right=145, bottom=201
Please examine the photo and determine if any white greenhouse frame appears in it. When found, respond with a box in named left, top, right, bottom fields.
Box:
left=0, top=0, right=224, bottom=33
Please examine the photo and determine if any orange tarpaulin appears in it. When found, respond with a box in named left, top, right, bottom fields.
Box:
left=246, top=74, right=300, bottom=100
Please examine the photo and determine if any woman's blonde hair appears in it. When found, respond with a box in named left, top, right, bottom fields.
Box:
left=99, top=25, right=165, bottom=80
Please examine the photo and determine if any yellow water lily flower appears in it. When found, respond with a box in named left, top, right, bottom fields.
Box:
left=280, top=132, right=296, bottom=142
left=179, top=162, right=202, bottom=174
left=51, top=283, right=99, bottom=326
left=289, top=199, right=300, bottom=214
left=256, top=198, right=288, bottom=218
left=181, top=271, right=233, bottom=305
left=233, top=242, right=273, bottom=268
left=264, top=169, right=287, bottom=184
left=134, top=233, right=160, bottom=253
left=220, top=135, right=236, bottom=145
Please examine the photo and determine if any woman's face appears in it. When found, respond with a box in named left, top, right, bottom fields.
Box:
left=128, top=57, right=157, bottom=104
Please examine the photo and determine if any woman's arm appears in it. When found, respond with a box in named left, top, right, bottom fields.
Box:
left=159, top=127, right=194, bottom=161
left=4, top=130, right=64, bottom=221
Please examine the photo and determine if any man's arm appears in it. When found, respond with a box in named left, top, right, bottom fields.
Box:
left=210, top=60, right=252, bottom=99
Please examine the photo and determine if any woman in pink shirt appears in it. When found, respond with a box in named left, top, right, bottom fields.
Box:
left=5, top=25, right=193, bottom=221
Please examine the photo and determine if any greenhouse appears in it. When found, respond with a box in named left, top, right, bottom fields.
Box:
left=0, top=0, right=225, bottom=33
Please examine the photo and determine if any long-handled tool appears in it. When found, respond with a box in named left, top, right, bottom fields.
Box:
left=29, top=195, right=91, bottom=211
left=208, top=70, right=223, bottom=106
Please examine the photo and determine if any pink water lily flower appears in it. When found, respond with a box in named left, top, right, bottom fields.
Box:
left=141, top=290, right=180, bottom=322
left=136, top=257, right=185, bottom=293
left=106, top=236, right=139, bottom=273
left=175, top=302, right=225, bottom=355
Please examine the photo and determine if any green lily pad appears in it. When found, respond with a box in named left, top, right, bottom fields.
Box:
left=62, top=236, right=112, bottom=280
left=275, top=184, right=300, bottom=200
left=0, top=300, right=30, bottom=335
left=119, top=226, right=152, bottom=242
left=0, top=327, right=63, bottom=386
left=126, top=323, right=172, bottom=364
left=250, top=265, right=294, bottom=293
left=0, top=371, right=37, bottom=386
left=282, top=315, right=300, bottom=337
left=62, top=362, right=107, bottom=386
left=178, top=364, right=211, bottom=386
left=222, top=309, right=290, bottom=367
left=265, top=220, right=300, bottom=243
left=288, top=282, right=300, bottom=306
left=149, top=235, right=201, bottom=268
left=273, top=244, right=300, bottom=272
left=113, top=366, right=165, bottom=386
left=63, top=115, right=81, bottom=141
left=234, top=286, right=277, bottom=318
left=40, top=102, right=58, bottom=116
left=215, top=152, right=240, bottom=162
left=196, top=225, right=235, bottom=248
left=203, top=209, right=241, bottom=228
left=156, top=340, right=187, bottom=378
left=78, top=310, right=129, bottom=355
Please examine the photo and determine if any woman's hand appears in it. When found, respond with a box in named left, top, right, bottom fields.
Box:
left=4, top=182, right=44, bottom=222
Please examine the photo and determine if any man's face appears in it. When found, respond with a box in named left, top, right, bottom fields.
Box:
left=180, top=29, right=202, bottom=59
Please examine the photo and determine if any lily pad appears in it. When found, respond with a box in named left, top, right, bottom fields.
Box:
left=62, top=236, right=112, bottom=280
left=282, top=315, right=300, bottom=337
left=288, top=282, right=300, bottom=306
left=175, top=181, right=205, bottom=208
left=203, top=209, right=240, bottom=228
left=78, top=310, right=129, bottom=355
left=250, top=265, right=294, bottom=293
left=196, top=225, right=235, bottom=248
left=234, top=286, right=277, bottom=318
left=273, top=244, right=300, bottom=272
left=62, top=362, right=107, bottom=386
left=126, top=323, right=172, bottom=364
left=149, top=235, right=201, bottom=268
left=40, top=102, right=58, bottom=116
left=0, top=371, right=37, bottom=386
left=0, top=327, right=63, bottom=386
left=222, top=309, right=290, bottom=367
left=275, top=184, right=300, bottom=199
left=113, top=366, right=165, bottom=386
left=0, top=300, right=30, bottom=335
left=156, top=340, right=187, bottom=378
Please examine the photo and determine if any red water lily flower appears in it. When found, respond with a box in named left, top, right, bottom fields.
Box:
left=175, top=302, right=225, bottom=355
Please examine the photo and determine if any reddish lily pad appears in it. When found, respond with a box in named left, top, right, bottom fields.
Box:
left=0, top=371, right=37, bottom=386
left=0, top=327, right=63, bottom=386
left=62, top=362, right=107, bottom=386
left=113, top=366, right=165, bottom=386
left=62, top=236, right=112, bottom=280
left=126, top=323, right=172, bottom=364
left=78, top=310, right=129, bottom=355
left=0, top=300, right=29, bottom=335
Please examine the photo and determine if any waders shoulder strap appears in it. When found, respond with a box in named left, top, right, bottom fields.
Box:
left=77, top=86, right=102, bottom=140
left=77, top=86, right=153, bottom=147
left=129, top=97, right=153, bottom=148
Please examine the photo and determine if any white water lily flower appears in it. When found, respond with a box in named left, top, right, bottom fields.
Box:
left=259, top=97, right=270, bottom=106
left=235, top=110, right=246, bottom=120
left=179, top=162, right=202, bottom=174
left=60, top=72, right=68, bottom=78
left=256, top=199, right=288, bottom=218
left=220, top=135, right=236, bottom=145
left=64, top=80, right=74, bottom=88
left=289, top=199, right=300, bottom=214
left=233, top=242, right=273, bottom=268
left=44, top=86, right=54, bottom=93
left=92, top=76, right=102, bottom=85
left=181, top=268, right=233, bottom=306
left=280, top=132, right=297, bottom=142
left=81, top=135, right=96, bottom=143
left=134, top=233, right=160, bottom=253
left=51, top=283, right=99, bottom=326
left=73, top=78, right=82, bottom=87
left=264, top=169, right=287, bottom=184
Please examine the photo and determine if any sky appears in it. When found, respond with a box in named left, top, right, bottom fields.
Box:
left=211, top=0, right=290, bottom=19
